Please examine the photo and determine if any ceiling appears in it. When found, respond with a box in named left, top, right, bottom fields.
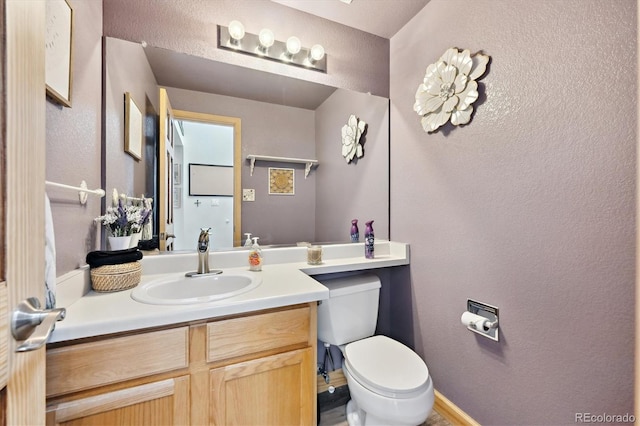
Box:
left=270, top=0, right=430, bottom=39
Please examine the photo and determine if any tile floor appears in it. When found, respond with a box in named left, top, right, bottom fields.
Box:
left=319, top=404, right=452, bottom=426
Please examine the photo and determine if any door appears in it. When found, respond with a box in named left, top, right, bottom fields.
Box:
left=1, top=0, right=48, bottom=423
left=158, top=88, right=175, bottom=251
left=209, top=347, right=315, bottom=425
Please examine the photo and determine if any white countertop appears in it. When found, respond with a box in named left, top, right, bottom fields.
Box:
left=49, top=241, right=410, bottom=344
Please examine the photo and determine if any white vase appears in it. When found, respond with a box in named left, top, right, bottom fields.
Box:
left=108, top=235, right=131, bottom=251
left=129, top=232, right=141, bottom=248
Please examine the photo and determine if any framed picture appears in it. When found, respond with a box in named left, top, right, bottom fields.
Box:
left=189, top=163, right=234, bottom=196
left=173, top=187, right=182, bottom=209
left=124, top=92, right=143, bottom=160
left=45, top=0, right=73, bottom=107
left=174, top=163, right=182, bottom=185
left=269, top=168, right=295, bottom=195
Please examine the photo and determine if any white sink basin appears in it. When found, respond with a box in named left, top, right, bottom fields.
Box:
left=131, top=271, right=262, bottom=305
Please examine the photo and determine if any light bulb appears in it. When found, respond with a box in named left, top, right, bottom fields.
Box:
left=228, top=20, right=245, bottom=41
left=258, top=28, right=275, bottom=49
left=286, top=36, right=301, bottom=55
left=309, top=44, right=325, bottom=62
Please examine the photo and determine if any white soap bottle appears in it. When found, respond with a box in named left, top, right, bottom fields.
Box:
left=243, top=233, right=253, bottom=248
left=248, top=237, right=262, bottom=271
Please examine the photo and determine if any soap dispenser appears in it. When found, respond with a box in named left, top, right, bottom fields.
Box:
left=243, top=233, right=252, bottom=248
left=248, top=237, right=263, bottom=271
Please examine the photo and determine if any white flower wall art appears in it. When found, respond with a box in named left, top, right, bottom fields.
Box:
left=342, top=114, right=367, bottom=163
left=414, top=48, right=490, bottom=133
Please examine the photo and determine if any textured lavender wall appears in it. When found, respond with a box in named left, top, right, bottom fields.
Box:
left=102, top=0, right=389, bottom=97
left=104, top=37, right=158, bottom=200
left=315, top=90, right=389, bottom=242
left=45, top=0, right=102, bottom=273
left=389, top=0, right=636, bottom=424
left=164, top=87, right=316, bottom=245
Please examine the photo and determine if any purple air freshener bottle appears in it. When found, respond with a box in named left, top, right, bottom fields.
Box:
left=350, top=219, right=359, bottom=242
left=364, top=220, right=374, bottom=259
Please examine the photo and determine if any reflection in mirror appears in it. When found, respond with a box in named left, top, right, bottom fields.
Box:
left=172, top=111, right=242, bottom=250
left=104, top=37, right=389, bottom=250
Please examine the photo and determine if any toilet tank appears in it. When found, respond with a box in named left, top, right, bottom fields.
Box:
left=316, top=272, right=381, bottom=346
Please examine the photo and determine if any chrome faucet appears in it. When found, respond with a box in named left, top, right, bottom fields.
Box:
left=197, top=227, right=211, bottom=274
left=185, top=228, right=222, bottom=277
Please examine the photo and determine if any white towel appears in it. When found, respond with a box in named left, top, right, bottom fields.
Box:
left=44, top=194, right=56, bottom=309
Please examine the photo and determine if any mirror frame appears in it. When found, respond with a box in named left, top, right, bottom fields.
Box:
left=173, top=109, right=242, bottom=246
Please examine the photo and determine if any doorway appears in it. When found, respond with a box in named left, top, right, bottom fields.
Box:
left=171, top=110, right=241, bottom=250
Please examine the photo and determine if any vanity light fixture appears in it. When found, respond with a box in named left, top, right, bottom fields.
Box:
left=308, top=44, right=325, bottom=64
left=217, top=21, right=327, bottom=73
left=228, top=20, right=245, bottom=46
left=285, top=36, right=301, bottom=58
left=258, top=28, right=275, bottom=54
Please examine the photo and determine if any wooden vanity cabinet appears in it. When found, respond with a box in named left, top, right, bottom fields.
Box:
left=45, top=303, right=317, bottom=425
left=204, top=304, right=316, bottom=425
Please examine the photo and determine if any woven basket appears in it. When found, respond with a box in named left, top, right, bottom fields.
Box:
left=91, top=261, right=142, bottom=292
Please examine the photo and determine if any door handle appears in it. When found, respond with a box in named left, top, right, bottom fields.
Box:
left=11, top=297, right=66, bottom=352
left=164, top=233, right=176, bottom=239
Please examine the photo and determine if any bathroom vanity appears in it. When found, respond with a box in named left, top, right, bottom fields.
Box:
left=46, top=303, right=316, bottom=424
left=44, top=241, right=409, bottom=425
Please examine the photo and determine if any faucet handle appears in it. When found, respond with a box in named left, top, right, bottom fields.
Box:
left=197, top=228, right=212, bottom=253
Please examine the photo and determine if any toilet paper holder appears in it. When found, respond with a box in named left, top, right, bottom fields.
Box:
left=463, top=299, right=499, bottom=341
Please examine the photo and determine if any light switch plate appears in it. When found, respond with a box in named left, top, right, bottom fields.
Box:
left=243, top=189, right=255, bottom=201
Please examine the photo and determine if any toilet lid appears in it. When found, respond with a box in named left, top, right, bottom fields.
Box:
left=344, top=335, right=430, bottom=397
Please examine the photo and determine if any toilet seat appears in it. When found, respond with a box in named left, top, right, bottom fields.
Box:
left=344, top=335, right=430, bottom=399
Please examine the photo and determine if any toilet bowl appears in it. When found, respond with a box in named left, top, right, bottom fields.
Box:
left=316, top=273, right=434, bottom=426
left=341, top=335, right=434, bottom=426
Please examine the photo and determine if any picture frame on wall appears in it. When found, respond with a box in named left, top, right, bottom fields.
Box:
left=173, top=187, right=182, bottom=209
left=124, top=92, right=143, bottom=160
left=174, top=163, right=182, bottom=185
left=189, top=163, right=234, bottom=196
left=269, top=168, right=295, bottom=195
left=45, top=0, right=74, bottom=107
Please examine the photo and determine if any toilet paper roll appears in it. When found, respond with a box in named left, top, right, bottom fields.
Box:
left=461, top=311, right=488, bottom=331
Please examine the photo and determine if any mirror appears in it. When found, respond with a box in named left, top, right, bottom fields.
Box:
left=104, top=37, right=389, bottom=250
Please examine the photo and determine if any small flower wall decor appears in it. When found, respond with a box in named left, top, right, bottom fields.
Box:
left=414, top=47, right=490, bottom=133
left=342, top=114, right=367, bottom=163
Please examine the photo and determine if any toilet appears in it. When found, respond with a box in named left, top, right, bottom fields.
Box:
left=316, top=273, right=434, bottom=426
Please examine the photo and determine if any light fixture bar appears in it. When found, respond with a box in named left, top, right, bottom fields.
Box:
left=217, top=25, right=327, bottom=73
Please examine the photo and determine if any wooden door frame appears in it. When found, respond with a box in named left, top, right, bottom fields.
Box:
left=0, top=0, right=7, bottom=414
left=158, top=88, right=175, bottom=251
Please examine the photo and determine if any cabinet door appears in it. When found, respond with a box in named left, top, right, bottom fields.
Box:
left=46, top=376, right=189, bottom=425
left=210, top=347, right=314, bottom=426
